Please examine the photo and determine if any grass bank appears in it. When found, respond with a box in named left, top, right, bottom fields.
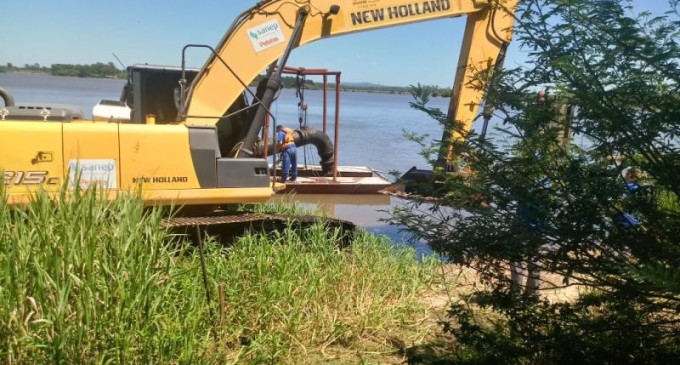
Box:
left=0, top=188, right=438, bottom=364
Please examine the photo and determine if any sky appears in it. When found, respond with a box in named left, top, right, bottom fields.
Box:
left=0, top=0, right=672, bottom=87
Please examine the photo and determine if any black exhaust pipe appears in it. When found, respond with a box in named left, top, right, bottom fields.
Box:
left=256, top=127, right=335, bottom=174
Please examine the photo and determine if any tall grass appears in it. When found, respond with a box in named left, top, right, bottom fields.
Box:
left=207, top=225, right=436, bottom=363
left=0, top=187, right=437, bottom=364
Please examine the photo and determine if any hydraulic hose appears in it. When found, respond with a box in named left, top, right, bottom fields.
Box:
left=256, top=127, right=335, bottom=175
left=236, top=6, right=309, bottom=158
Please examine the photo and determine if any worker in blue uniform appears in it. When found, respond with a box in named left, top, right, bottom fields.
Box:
left=276, top=125, right=298, bottom=183
left=615, top=167, right=642, bottom=228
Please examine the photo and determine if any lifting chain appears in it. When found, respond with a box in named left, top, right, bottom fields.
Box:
left=295, top=72, right=308, bottom=129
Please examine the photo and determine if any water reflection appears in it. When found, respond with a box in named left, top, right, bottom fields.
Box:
left=270, top=193, right=433, bottom=257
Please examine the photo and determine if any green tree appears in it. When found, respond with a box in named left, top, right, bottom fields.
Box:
left=393, top=0, right=680, bottom=363
left=50, top=62, right=125, bottom=78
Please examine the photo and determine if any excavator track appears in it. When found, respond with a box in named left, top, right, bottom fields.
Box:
left=161, top=212, right=357, bottom=247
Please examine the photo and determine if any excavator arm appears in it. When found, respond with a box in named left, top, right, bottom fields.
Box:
left=182, top=0, right=518, bottom=160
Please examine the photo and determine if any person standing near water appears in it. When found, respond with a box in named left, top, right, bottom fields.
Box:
left=276, top=125, right=298, bottom=183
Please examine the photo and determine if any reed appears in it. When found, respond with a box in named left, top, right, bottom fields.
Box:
left=0, top=187, right=437, bottom=364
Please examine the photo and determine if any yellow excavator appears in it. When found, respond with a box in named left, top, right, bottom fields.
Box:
left=0, top=0, right=518, bottom=208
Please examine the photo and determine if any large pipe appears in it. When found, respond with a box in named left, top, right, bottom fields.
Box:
left=256, top=127, right=335, bottom=174
left=0, top=87, right=15, bottom=107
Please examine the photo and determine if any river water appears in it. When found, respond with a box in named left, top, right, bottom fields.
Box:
left=1, top=72, right=450, bottom=253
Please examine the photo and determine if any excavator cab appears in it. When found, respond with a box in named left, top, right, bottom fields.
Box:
left=123, top=65, right=199, bottom=124
left=119, top=65, right=259, bottom=159
left=90, top=65, right=196, bottom=124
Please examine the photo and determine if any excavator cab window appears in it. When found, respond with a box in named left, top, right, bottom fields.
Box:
left=124, top=65, right=199, bottom=124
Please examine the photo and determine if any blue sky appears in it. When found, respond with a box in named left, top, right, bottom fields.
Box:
left=0, top=0, right=671, bottom=87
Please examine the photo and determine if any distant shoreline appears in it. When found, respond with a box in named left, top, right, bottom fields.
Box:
left=1, top=63, right=126, bottom=79
left=0, top=68, right=451, bottom=97
left=1, top=70, right=123, bottom=79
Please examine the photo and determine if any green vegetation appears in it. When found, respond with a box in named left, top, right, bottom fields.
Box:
left=0, top=62, right=126, bottom=79
left=50, top=62, right=126, bottom=79
left=0, top=63, right=50, bottom=75
left=392, top=0, right=680, bottom=363
left=0, top=187, right=437, bottom=364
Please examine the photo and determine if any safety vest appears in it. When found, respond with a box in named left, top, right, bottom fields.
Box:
left=279, top=128, right=295, bottom=148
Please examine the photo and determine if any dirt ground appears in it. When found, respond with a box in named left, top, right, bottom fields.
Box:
left=399, top=263, right=587, bottom=365
left=421, top=263, right=585, bottom=312
left=296, top=263, right=586, bottom=365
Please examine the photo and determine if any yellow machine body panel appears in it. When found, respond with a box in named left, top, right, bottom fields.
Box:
left=117, top=124, right=275, bottom=203
left=0, top=121, right=64, bottom=202
left=118, top=124, right=201, bottom=190
left=137, top=186, right=278, bottom=206
left=1, top=120, right=274, bottom=206
left=63, top=122, right=121, bottom=189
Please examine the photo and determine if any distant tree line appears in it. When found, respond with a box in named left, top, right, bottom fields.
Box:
left=0, top=62, right=126, bottom=79
left=252, top=73, right=451, bottom=97
left=1, top=62, right=451, bottom=96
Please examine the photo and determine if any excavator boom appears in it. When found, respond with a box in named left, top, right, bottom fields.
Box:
left=184, top=0, right=518, bottom=156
